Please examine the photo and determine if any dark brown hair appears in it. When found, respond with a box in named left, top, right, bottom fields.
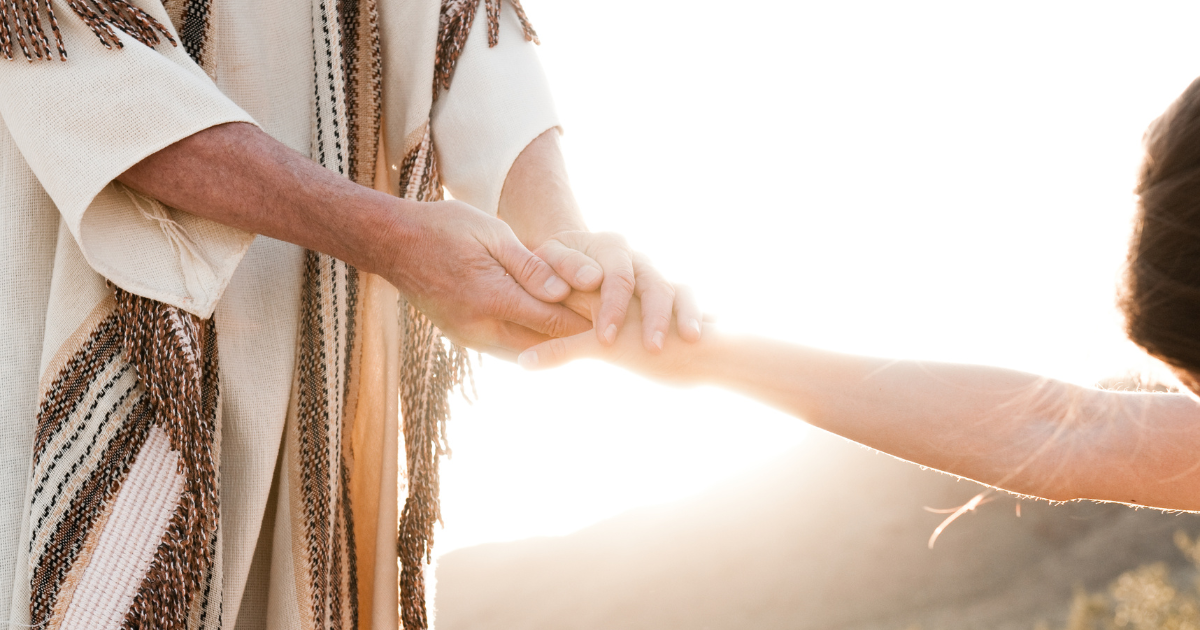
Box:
left=1122, top=76, right=1200, bottom=373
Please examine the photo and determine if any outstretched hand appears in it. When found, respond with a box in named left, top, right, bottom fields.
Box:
left=534, top=231, right=703, bottom=352
left=516, top=289, right=712, bottom=384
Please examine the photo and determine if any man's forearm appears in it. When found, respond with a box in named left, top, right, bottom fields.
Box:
left=117, top=121, right=590, bottom=353
left=117, top=122, right=409, bottom=279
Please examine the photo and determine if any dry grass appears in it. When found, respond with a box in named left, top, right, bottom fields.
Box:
left=1035, top=531, right=1200, bottom=630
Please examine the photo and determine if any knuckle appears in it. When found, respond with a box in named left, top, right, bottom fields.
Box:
left=611, top=269, right=636, bottom=293
left=540, top=311, right=571, bottom=339
left=649, top=309, right=673, bottom=328
left=514, top=254, right=545, bottom=283
left=535, top=238, right=565, bottom=258
left=546, top=338, right=568, bottom=359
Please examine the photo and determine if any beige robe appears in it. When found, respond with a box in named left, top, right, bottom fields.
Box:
left=0, top=0, right=558, bottom=627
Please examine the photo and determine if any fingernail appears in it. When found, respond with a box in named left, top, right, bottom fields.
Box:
left=544, top=275, right=569, bottom=296
left=688, top=318, right=701, bottom=336
left=604, top=324, right=617, bottom=344
left=576, top=266, right=602, bottom=285
left=517, top=350, right=538, bottom=369
left=652, top=331, right=665, bottom=350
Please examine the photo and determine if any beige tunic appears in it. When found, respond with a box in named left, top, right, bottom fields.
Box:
left=0, top=0, right=558, bottom=627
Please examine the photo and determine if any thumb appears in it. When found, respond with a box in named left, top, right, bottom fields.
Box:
left=517, top=329, right=602, bottom=370
left=488, top=232, right=572, bottom=303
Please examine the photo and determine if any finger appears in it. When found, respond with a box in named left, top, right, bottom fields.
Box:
left=517, top=329, right=603, bottom=370
left=473, top=343, right=518, bottom=363
left=535, top=239, right=604, bottom=292
left=486, top=279, right=592, bottom=338
left=487, top=231, right=572, bottom=302
left=674, top=284, right=703, bottom=342
left=560, top=289, right=600, bottom=322
left=592, top=242, right=636, bottom=346
left=484, top=322, right=555, bottom=360
left=438, top=319, right=548, bottom=361
left=633, top=258, right=675, bottom=353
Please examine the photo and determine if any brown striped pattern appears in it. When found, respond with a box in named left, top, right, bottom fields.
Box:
left=26, top=288, right=221, bottom=630
left=338, top=0, right=382, bottom=188
left=286, top=0, right=373, bottom=625
left=294, top=250, right=361, bottom=630
left=28, top=313, right=146, bottom=625
left=175, top=0, right=211, bottom=68
left=116, top=290, right=221, bottom=630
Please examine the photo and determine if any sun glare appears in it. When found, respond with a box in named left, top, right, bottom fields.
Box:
left=434, top=1, right=1200, bottom=558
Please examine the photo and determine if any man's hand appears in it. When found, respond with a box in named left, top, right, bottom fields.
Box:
left=384, top=199, right=592, bottom=359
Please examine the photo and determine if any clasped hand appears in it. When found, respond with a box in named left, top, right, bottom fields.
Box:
left=383, top=200, right=700, bottom=361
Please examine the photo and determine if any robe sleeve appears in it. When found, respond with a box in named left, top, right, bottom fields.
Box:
left=430, top=3, right=561, bottom=216
left=0, top=4, right=258, bottom=319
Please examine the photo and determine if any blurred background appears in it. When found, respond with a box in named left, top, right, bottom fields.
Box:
left=429, top=1, right=1200, bottom=628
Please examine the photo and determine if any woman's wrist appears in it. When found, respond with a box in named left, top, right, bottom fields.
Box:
left=668, top=325, right=737, bottom=385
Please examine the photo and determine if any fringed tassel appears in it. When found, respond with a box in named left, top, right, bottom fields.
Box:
left=397, top=303, right=472, bottom=630
left=112, top=288, right=220, bottom=630
left=395, top=125, right=474, bottom=629
left=0, top=0, right=175, bottom=61
left=432, top=0, right=477, bottom=97
left=398, top=0, right=537, bottom=621
left=433, top=0, right=537, bottom=98
left=507, top=0, right=537, bottom=44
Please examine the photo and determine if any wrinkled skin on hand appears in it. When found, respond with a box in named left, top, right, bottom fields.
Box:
left=384, top=199, right=592, bottom=360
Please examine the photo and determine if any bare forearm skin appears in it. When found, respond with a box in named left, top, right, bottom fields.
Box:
left=686, top=332, right=1200, bottom=511
left=497, top=128, right=587, bottom=248
left=117, top=122, right=411, bottom=279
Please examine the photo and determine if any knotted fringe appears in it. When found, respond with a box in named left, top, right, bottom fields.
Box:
left=395, top=124, right=473, bottom=629
left=112, top=289, right=221, bottom=630
left=394, top=1, right=534, bottom=622
left=433, top=0, right=537, bottom=97
left=397, top=305, right=472, bottom=630
left=0, top=0, right=175, bottom=61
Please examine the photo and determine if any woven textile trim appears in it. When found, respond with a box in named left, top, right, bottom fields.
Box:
left=21, top=0, right=535, bottom=627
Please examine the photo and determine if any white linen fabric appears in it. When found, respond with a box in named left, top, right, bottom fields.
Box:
left=0, top=0, right=559, bottom=627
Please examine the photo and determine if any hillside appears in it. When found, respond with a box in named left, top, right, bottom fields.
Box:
left=435, top=429, right=1200, bottom=630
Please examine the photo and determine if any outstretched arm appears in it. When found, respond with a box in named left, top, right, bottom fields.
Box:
left=118, top=122, right=590, bottom=356
left=521, top=295, right=1200, bottom=511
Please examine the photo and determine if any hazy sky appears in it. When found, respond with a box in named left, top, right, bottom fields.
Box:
left=431, top=0, right=1200, bottom=561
